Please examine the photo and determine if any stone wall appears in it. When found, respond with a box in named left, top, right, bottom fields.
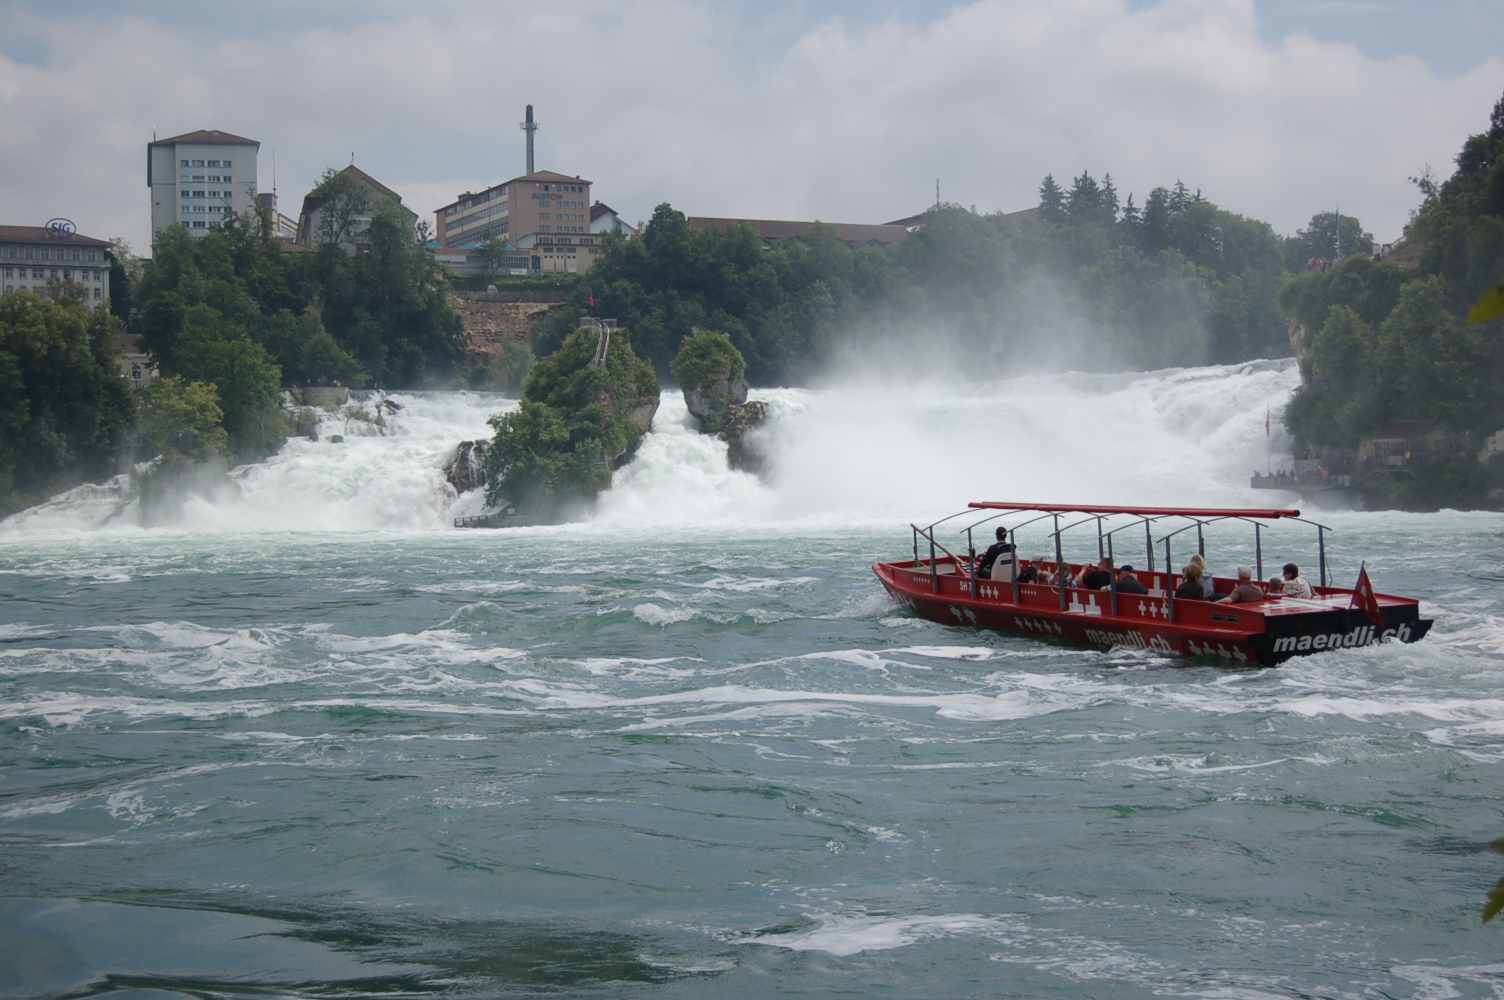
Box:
left=450, top=292, right=566, bottom=358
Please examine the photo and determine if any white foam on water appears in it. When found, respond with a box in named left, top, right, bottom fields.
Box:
left=739, top=910, right=1016, bottom=955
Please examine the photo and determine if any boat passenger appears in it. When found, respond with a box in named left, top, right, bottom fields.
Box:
left=1188, top=553, right=1215, bottom=599
left=1217, top=566, right=1265, bottom=604
left=976, top=528, right=1016, bottom=581
left=1113, top=565, right=1149, bottom=595
left=1017, top=555, right=1045, bottom=585
left=1174, top=564, right=1204, bottom=600
left=1281, top=563, right=1313, bottom=598
left=1267, top=576, right=1285, bottom=594
left=1080, top=557, right=1113, bottom=590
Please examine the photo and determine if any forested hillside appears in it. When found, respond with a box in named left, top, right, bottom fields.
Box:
left=535, top=175, right=1321, bottom=384
left=1282, top=93, right=1504, bottom=471
left=133, top=201, right=465, bottom=461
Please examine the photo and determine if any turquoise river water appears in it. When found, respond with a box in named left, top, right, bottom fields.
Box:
left=3, top=365, right=1503, bottom=999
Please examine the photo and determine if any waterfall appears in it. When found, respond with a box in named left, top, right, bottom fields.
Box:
left=2, top=361, right=1301, bottom=534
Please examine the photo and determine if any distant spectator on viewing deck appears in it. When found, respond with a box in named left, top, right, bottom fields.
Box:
left=1217, top=567, right=1264, bottom=604
left=1113, top=566, right=1148, bottom=595
left=1281, top=563, right=1313, bottom=598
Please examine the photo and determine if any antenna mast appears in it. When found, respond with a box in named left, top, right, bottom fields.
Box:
left=520, top=105, right=539, bottom=175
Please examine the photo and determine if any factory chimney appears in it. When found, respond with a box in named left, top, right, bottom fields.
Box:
left=520, top=105, right=539, bottom=175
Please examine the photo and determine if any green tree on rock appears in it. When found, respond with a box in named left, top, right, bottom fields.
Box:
left=483, top=325, right=660, bottom=519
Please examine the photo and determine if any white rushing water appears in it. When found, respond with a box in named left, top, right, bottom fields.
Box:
left=2, top=360, right=1302, bottom=534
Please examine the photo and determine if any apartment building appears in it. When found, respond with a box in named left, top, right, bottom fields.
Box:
left=147, top=129, right=260, bottom=238
left=0, top=225, right=111, bottom=302
left=435, top=170, right=599, bottom=273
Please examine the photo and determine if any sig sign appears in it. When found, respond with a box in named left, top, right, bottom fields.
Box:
left=45, top=218, right=77, bottom=240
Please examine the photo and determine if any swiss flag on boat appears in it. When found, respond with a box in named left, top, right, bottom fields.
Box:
left=1351, top=563, right=1385, bottom=629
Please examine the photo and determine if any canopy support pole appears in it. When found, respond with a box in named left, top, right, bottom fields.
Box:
left=1107, top=534, right=1118, bottom=616
left=967, top=527, right=977, bottom=598
left=1165, top=536, right=1176, bottom=622
left=1010, top=529, right=1020, bottom=604
left=1254, top=523, right=1263, bottom=583
left=1054, top=515, right=1067, bottom=611
left=1318, top=526, right=1328, bottom=588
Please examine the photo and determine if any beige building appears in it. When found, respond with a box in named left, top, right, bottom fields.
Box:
left=0, top=225, right=111, bottom=302
left=296, top=165, right=418, bottom=252
left=147, top=129, right=260, bottom=239
left=435, top=170, right=600, bottom=274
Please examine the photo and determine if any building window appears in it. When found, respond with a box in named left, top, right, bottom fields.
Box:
left=94, top=288, right=101, bottom=299
left=23, top=248, right=32, bottom=258
left=224, top=161, right=231, bottom=169
left=87, top=249, right=97, bottom=261
left=208, top=160, right=220, bottom=166
left=192, top=221, right=206, bottom=228
left=50, top=269, right=57, bottom=278
left=71, top=250, right=80, bottom=260
left=181, top=159, right=189, bottom=167
left=63, top=270, right=71, bottom=279
left=33, top=269, right=42, bottom=279
left=192, top=159, right=205, bottom=167
left=3, top=268, right=9, bottom=278
left=539, top=213, right=550, bottom=220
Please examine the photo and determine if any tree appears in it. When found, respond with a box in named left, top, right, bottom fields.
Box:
left=141, top=376, right=227, bottom=462
left=483, top=324, right=659, bottom=517
left=1038, top=174, right=1066, bottom=224
left=1286, top=211, right=1375, bottom=270
left=0, top=292, right=134, bottom=514
left=309, top=167, right=375, bottom=250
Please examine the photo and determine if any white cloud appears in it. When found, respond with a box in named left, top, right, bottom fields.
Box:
left=0, top=0, right=1499, bottom=253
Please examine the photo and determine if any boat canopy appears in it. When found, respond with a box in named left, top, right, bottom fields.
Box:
left=967, top=502, right=1300, bottom=520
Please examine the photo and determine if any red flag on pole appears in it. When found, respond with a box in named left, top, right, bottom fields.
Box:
left=589, top=292, right=595, bottom=309
left=1351, top=562, right=1385, bottom=629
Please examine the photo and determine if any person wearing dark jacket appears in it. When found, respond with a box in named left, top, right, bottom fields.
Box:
left=975, top=527, right=1015, bottom=581
left=1080, top=557, right=1113, bottom=590
left=1113, top=565, right=1149, bottom=595
left=1174, top=564, right=1205, bottom=600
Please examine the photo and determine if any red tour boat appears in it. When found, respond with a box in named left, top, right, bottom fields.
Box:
left=873, top=502, right=1431, bottom=665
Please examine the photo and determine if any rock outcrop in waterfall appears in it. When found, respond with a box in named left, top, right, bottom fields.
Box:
left=482, top=320, right=659, bottom=520
left=444, top=440, right=488, bottom=494
left=671, top=329, right=766, bottom=474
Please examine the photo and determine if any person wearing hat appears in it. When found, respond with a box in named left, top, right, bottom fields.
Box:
left=1112, top=565, right=1149, bottom=595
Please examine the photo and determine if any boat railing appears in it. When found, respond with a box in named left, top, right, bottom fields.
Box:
left=912, top=523, right=972, bottom=595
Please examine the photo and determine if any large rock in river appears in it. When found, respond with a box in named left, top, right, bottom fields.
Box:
left=481, top=322, right=659, bottom=520
left=671, top=329, right=766, bottom=474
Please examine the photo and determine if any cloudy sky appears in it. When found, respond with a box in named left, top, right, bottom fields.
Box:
left=2, top=0, right=1501, bottom=253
